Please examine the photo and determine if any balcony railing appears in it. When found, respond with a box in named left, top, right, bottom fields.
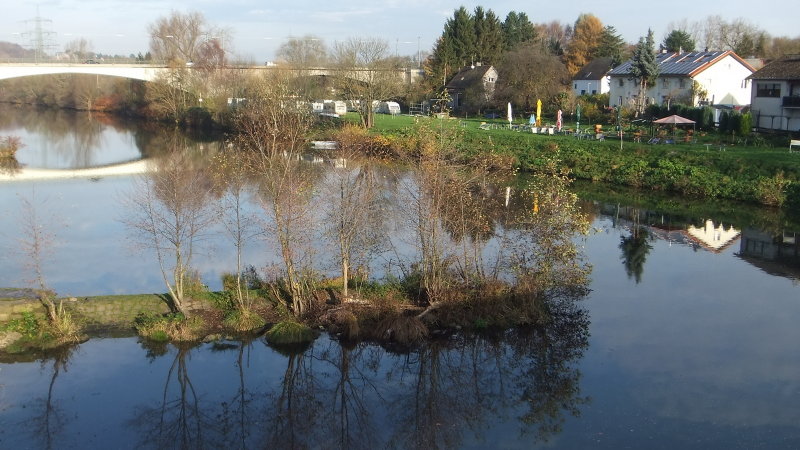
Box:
left=782, top=96, right=800, bottom=108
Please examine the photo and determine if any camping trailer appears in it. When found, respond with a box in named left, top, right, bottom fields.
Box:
left=376, top=101, right=401, bottom=115
left=323, top=100, right=347, bottom=116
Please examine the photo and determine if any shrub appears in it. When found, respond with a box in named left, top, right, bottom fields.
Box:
left=265, top=320, right=315, bottom=345
left=221, top=272, right=238, bottom=292
left=756, top=172, right=791, bottom=206
left=4, top=311, right=41, bottom=339
left=373, top=314, right=428, bottom=346
left=223, top=308, right=265, bottom=332
left=134, top=312, right=206, bottom=342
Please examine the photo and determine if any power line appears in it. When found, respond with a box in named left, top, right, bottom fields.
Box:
left=20, top=6, right=58, bottom=61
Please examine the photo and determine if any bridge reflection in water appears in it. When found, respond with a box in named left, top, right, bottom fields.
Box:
left=0, top=158, right=151, bottom=182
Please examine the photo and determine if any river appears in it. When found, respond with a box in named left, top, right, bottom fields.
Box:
left=1, top=106, right=799, bottom=449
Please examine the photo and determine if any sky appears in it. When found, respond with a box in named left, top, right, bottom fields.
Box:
left=3, top=1, right=797, bottom=63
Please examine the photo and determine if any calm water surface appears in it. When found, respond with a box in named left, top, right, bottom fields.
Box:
left=1, top=108, right=799, bottom=449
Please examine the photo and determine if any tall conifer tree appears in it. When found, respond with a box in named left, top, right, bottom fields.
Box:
left=502, top=11, right=537, bottom=50
left=473, top=7, right=504, bottom=65
left=630, top=29, right=660, bottom=114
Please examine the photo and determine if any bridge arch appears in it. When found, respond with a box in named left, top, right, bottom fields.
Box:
left=0, top=63, right=167, bottom=82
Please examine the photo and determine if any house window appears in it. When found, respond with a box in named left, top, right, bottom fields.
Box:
left=618, top=79, right=624, bottom=87
left=662, top=78, right=669, bottom=88
left=581, top=89, right=586, bottom=95
left=574, top=83, right=577, bottom=89
left=679, top=78, right=686, bottom=89
left=756, top=83, right=781, bottom=97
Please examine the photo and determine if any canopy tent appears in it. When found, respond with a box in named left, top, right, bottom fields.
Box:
left=652, top=115, right=695, bottom=141
left=653, top=115, right=695, bottom=125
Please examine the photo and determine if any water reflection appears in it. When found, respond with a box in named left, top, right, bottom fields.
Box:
left=0, top=104, right=208, bottom=170
left=737, top=228, right=800, bottom=281
left=588, top=198, right=800, bottom=284
left=619, top=226, right=652, bottom=284
left=10, top=346, right=77, bottom=450
left=0, top=295, right=586, bottom=449
left=131, top=343, right=209, bottom=450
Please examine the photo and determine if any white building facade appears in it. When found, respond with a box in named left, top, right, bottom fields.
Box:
left=748, top=55, right=800, bottom=132
left=608, top=51, right=754, bottom=108
left=572, top=57, right=613, bottom=96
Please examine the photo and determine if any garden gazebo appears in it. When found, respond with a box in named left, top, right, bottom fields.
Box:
left=653, top=114, right=696, bottom=141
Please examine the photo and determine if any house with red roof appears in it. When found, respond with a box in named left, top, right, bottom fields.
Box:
left=608, top=50, right=754, bottom=108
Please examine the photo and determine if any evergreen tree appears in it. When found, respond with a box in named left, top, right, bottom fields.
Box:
left=427, top=7, right=476, bottom=89
left=473, top=7, right=504, bottom=65
left=630, top=29, right=660, bottom=114
left=426, top=36, right=457, bottom=89
left=597, top=25, right=626, bottom=66
left=501, top=11, right=537, bottom=50
left=446, top=6, right=477, bottom=67
left=662, top=30, right=696, bottom=52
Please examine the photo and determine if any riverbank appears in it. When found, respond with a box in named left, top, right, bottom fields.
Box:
left=0, top=276, right=586, bottom=354
left=359, top=114, right=800, bottom=207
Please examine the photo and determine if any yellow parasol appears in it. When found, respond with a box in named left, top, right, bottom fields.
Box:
left=536, top=99, right=542, bottom=128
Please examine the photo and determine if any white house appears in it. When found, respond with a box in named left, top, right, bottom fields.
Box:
left=747, top=54, right=800, bottom=132
left=608, top=50, right=754, bottom=108
left=572, top=57, right=613, bottom=96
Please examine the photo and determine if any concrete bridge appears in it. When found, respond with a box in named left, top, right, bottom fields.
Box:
left=0, top=62, right=168, bottom=81
left=0, top=61, right=424, bottom=84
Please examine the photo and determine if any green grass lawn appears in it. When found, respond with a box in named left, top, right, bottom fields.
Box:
left=355, top=112, right=800, bottom=205
left=363, top=112, right=800, bottom=173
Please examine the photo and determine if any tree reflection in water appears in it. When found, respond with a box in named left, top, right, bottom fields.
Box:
left=251, top=293, right=589, bottom=449
left=385, top=297, right=589, bottom=448
left=131, top=342, right=212, bottom=450
left=15, top=345, right=78, bottom=450
left=619, top=226, right=653, bottom=284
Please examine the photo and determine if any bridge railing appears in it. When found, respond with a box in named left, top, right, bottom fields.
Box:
left=0, top=57, right=167, bottom=65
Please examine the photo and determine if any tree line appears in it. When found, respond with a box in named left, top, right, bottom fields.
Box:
left=2, top=8, right=800, bottom=127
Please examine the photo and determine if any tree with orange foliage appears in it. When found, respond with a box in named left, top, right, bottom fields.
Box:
left=563, top=14, right=605, bottom=76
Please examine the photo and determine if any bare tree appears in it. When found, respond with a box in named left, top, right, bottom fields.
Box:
left=331, top=37, right=401, bottom=129
left=233, top=73, right=318, bottom=316
left=254, top=154, right=319, bottom=316
left=148, top=11, right=225, bottom=66
left=393, top=121, right=482, bottom=307
left=123, top=150, right=217, bottom=316
left=17, top=193, right=80, bottom=341
left=64, top=38, right=93, bottom=61
left=146, top=11, right=232, bottom=121
left=235, top=71, right=314, bottom=158
left=145, top=68, right=192, bottom=122
left=321, top=156, right=386, bottom=300
left=277, top=35, right=328, bottom=68
left=211, top=149, right=260, bottom=314
left=18, top=193, right=60, bottom=323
